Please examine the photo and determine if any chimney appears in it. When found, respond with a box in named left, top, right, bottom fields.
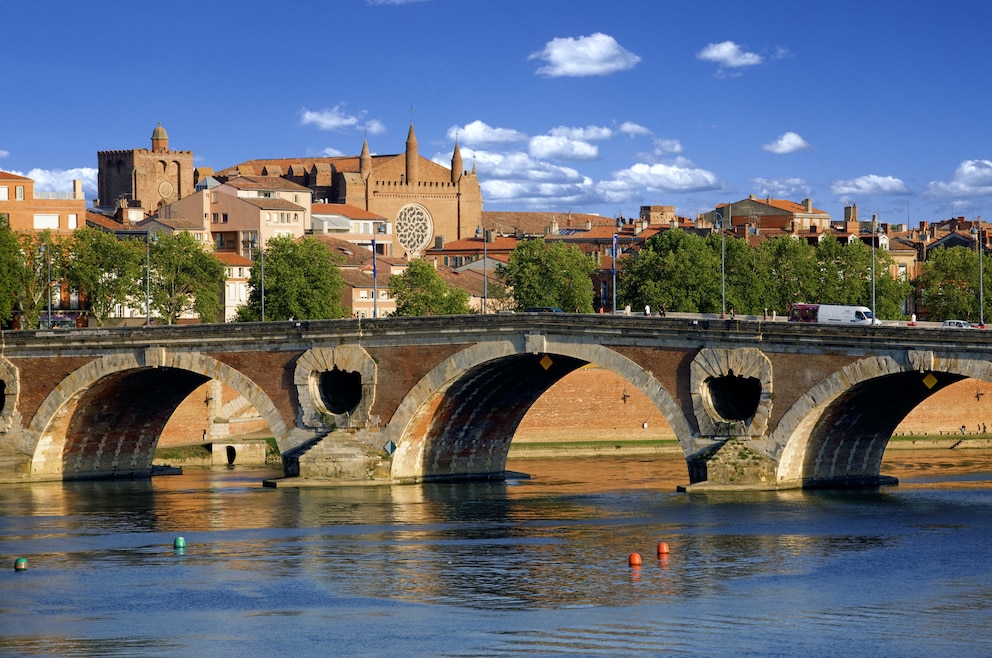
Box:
left=803, top=198, right=812, bottom=212
left=73, top=180, right=83, bottom=200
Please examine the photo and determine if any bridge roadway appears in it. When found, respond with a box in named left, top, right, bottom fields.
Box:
left=0, top=314, right=988, bottom=490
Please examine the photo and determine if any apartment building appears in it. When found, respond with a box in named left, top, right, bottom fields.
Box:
left=0, top=171, right=86, bottom=233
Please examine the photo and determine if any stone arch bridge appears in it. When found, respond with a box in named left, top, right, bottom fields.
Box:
left=0, top=315, right=986, bottom=490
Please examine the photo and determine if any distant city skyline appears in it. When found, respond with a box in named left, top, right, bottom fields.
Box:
left=3, top=0, right=991, bottom=225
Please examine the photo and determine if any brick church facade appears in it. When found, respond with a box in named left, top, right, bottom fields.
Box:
left=212, top=123, right=483, bottom=259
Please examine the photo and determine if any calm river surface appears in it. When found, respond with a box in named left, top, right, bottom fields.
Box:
left=2, top=451, right=991, bottom=657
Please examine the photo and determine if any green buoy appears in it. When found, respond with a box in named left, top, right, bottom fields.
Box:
left=13, top=557, right=27, bottom=571
left=173, top=536, right=186, bottom=549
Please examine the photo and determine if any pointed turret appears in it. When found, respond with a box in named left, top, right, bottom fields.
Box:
left=405, top=123, right=418, bottom=185
left=451, top=139, right=463, bottom=183
left=360, top=138, right=372, bottom=180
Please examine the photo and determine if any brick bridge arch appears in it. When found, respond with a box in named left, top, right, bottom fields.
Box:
left=27, top=348, right=288, bottom=480
left=766, top=350, right=989, bottom=488
left=387, top=338, right=692, bottom=482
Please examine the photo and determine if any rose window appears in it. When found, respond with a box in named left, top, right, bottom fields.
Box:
left=395, top=204, right=433, bottom=255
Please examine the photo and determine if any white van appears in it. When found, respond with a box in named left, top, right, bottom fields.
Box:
left=941, top=319, right=973, bottom=329
left=789, top=303, right=880, bottom=325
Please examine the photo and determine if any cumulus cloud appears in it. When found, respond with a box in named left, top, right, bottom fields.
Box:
left=597, top=159, right=720, bottom=204
left=618, top=122, right=651, bottom=138
left=447, top=120, right=527, bottom=146
left=697, top=41, right=763, bottom=68
left=0, top=149, right=9, bottom=159
left=763, top=131, right=811, bottom=154
left=653, top=138, right=683, bottom=155
left=530, top=135, right=599, bottom=160
left=321, top=147, right=345, bottom=157
left=831, top=174, right=910, bottom=197
left=926, top=159, right=992, bottom=197
left=530, top=33, right=641, bottom=78
left=750, top=177, right=811, bottom=200
left=527, top=125, right=616, bottom=161
left=13, top=167, right=98, bottom=198
left=462, top=147, right=595, bottom=208
left=300, top=106, right=385, bottom=134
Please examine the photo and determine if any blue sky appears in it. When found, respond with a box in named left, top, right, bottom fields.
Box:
left=3, top=0, right=992, bottom=226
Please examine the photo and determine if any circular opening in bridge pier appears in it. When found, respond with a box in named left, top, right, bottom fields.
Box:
left=705, top=371, right=761, bottom=421
left=319, top=367, right=363, bottom=415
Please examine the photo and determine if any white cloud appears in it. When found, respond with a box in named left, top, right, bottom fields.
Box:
left=464, top=147, right=595, bottom=208
left=653, top=138, right=683, bottom=155
left=750, top=177, right=811, bottom=200
left=597, top=159, right=720, bottom=204
left=926, top=160, right=992, bottom=197
left=697, top=41, right=763, bottom=68
left=527, top=125, right=615, bottom=161
left=0, top=149, right=9, bottom=159
left=300, top=106, right=385, bottom=134
left=619, top=122, right=651, bottom=138
left=13, top=167, right=98, bottom=198
left=530, top=134, right=599, bottom=160
left=763, top=131, right=811, bottom=154
left=530, top=33, right=641, bottom=78
left=447, top=120, right=527, bottom=146
left=321, top=147, right=345, bottom=157
left=831, top=174, right=910, bottom=196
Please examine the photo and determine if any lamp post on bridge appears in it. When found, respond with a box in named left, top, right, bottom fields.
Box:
left=871, top=215, right=880, bottom=324
left=714, top=210, right=727, bottom=318
left=372, top=221, right=386, bottom=318
left=145, top=231, right=157, bottom=326
left=251, top=234, right=265, bottom=321
left=475, top=224, right=488, bottom=314
left=38, top=243, right=51, bottom=328
left=973, top=223, right=985, bottom=327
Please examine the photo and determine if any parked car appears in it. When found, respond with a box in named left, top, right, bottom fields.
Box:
left=941, top=319, right=974, bottom=329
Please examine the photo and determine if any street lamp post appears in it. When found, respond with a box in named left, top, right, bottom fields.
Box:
left=871, top=215, right=879, bottom=324
left=38, top=244, right=51, bottom=328
left=145, top=231, right=157, bottom=325
left=715, top=210, right=727, bottom=318
left=476, top=224, right=488, bottom=314
left=973, top=223, right=985, bottom=327
left=372, top=221, right=386, bottom=318
left=612, top=232, right=618, bottom=313
left=251, top=234, right=265, bottom=321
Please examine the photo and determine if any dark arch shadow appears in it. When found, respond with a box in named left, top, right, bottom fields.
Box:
left=802, top=370, right=966, bottom=488
left=61, top=367, right=210, bottom=480
left=420, top=352, right=587, bottom=481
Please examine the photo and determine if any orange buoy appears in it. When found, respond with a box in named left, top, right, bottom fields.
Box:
left=628, top=552, right=642, bottom=566
left=657, top=541, right=670, bottom=555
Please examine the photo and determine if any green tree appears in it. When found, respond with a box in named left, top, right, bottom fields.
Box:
left=0, top=215, right=22, bottom=325
left=14, top=230, right=64, bottom=329
left=64, top=228, right=145, bottom=326
left=500, top=239, right=596, bottom=312
left=758, top=236, right=820, bottom=315
left=145, top=231, right=225, bottom=324
left=917, top=246, right=982, bottom=321
left=618, top=229, right=721, bottom=313
left=388, top=258, right=471, bottom=316
left=238, top=236, right=348, bottom=321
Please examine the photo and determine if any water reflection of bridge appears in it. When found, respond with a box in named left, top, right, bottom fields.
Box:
left=1, top=315, right=989, bottom=490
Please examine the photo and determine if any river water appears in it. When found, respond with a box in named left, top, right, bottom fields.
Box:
left=1, top=451, right=991, bottom=657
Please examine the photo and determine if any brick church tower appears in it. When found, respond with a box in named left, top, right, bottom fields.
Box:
left=97, top=123, right=194, bottom=215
